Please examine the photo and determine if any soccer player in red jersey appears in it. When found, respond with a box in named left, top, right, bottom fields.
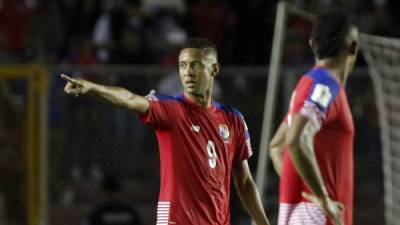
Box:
left=268, top=8, right=359, bottom=225
left=62, top=38, right=270, bottom=225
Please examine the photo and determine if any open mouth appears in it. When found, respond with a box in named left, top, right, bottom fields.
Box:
left=185, top=81, right=196, bottom=88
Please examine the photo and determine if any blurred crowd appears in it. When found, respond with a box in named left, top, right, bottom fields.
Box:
left=0, top=0, right=399, bottom=66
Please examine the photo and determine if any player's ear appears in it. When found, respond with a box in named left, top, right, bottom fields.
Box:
left=350, top=41, right=358, bottom=56
left=211, top=63, right=220, bottom=77
left=309, top=39, right=316, bottom=54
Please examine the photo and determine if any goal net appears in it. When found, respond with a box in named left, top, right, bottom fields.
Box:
left=359, top=33, right=400, bottom=225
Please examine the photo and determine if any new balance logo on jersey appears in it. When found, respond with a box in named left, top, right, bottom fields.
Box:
left=191, top=124, right=200, bottom=132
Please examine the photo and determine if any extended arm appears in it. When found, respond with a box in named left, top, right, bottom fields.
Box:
left=287, top=113, right=343, bottom=225
left=268, top=121, right=288, bottom=176
left=61, top=74, right=149, bottom=114
left=232, top=160, right=270, bottom=225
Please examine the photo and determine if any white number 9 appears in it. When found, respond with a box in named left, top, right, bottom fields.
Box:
left=207, top=140, right=217, bottom=169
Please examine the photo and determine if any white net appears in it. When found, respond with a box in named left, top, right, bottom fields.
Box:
left=360, top=33, right=400, bottom=225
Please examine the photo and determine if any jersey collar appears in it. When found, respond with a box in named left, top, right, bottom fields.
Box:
left=179, top=93, right=218, bottom=112
left=313, top=66, right=343, bottom=86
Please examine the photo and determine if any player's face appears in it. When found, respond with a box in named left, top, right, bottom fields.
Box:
left=178, top=48, right=216, bottom=97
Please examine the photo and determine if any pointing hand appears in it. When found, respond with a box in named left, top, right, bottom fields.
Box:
left=61, top=74, right=92, bottom=97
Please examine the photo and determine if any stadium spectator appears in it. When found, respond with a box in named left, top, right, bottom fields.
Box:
left=0, top=0, right=36, bottom=53
left=189, top=0, right=235, bottom=53
left=143, top=8, right=187, bottom=63
left=110, top=27, right=150, bottom=64
left=141, top=0, right=186, bottom=16
left=92, top=0, right=145, bottom=63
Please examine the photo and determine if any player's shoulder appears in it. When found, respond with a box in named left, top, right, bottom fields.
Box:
left=145, top=90, right=183, bottom=102
left=303, top=68, right=342, bottom=110
left=214, top=101, right=244, bottom=119
left=304, top=67, right=341, bottom=91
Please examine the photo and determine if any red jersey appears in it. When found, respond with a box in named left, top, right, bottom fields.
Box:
left=278, top=67, right=354, bottom=225
left=138, top=91, right=253, bottom=225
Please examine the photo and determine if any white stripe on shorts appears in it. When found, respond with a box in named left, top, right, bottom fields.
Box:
left=156, top=201, right=170, bottom=225
left=278, top=202, right=327, bottom=225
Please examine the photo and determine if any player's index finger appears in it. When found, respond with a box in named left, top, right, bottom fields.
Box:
left=61, top=74, right=77, bottom=83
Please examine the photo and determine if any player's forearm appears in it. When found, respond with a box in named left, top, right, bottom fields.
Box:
left=235, top=177, right=270, bottom=225
left=269, top=147, right=284, bottom=176
left=288, top=142, right=329, bottom=198
left=268, top=122, right=287, bottom=176
left=90, top=83, right=149, bottom=113
left=286, top=115, right=329, bottom=198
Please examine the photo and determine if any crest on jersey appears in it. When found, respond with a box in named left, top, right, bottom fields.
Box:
left=219, top=124, right=230, bottom=141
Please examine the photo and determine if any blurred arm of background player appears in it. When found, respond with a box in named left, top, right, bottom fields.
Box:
left=269, top=121, right=288, bottom=176
left=61, top=74, right=149, bottom=114
left=286, top=114, right=344, bottom=225
left=232, top=160, right=270, bottom=225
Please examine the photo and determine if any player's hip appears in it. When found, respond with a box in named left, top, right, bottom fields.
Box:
left=277, top=202, right=327, bottom=225
left=156, top=200, right=230, bottom=225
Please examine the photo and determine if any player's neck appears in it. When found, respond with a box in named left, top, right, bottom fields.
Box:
left=315, top=58, right=348, bottom=84
left=184, top=92, right=212, bottom=108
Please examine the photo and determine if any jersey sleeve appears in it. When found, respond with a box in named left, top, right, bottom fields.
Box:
left=233, top=112, right=253, bottom=164
left=287, top=75, right=340, bottom=129
left=137, top=90, right=177, bottom=130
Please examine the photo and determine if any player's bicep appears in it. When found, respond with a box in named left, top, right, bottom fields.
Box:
left=270, top=121, right=288, bottom=149
left=127, top=94, right=150, bottom=114
left=233, top=114, right=253, bottom=164
left=269, top=121, right=288, bottom=169
left=137, top=91, right=176, bottom=129
left=299, top=79, right=340, bottom=128
left=286, top=113, right=311, bottom=148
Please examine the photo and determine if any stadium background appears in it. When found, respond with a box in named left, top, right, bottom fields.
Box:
left=1, top=0, right=398, bottom=224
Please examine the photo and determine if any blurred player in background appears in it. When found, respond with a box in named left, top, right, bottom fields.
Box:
left=61, top=38, right=270, bottom=225
left=268, top=8, right=359, bottom=225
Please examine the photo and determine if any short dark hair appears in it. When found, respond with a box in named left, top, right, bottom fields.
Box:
left=312, top=8, right=355, bottom=59
left=182, top=38, right=218, bottom=58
